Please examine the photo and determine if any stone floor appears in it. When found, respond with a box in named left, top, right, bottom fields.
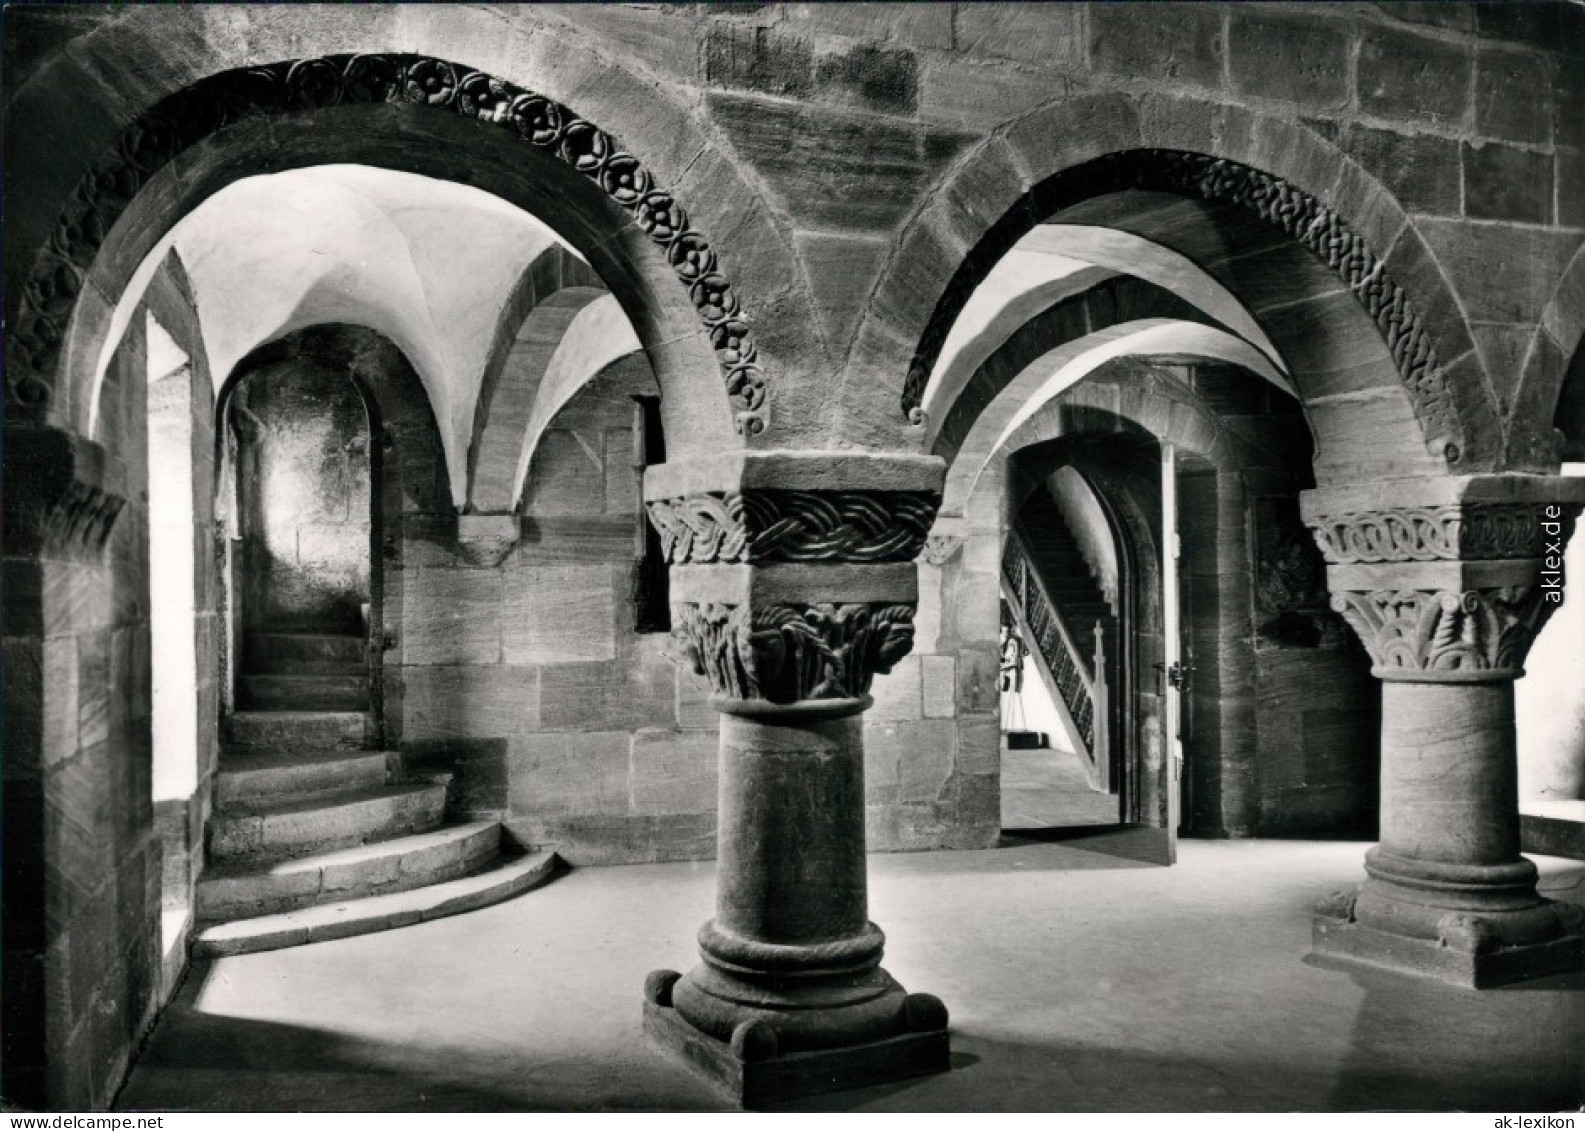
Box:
left=1000, top=743, right=1120, bottom=829
left=116, top=839, right=1585, bottom=1112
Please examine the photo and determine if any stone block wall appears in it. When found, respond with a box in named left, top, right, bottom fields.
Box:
left=1177, top=446, right=1378, bottom=838
left=234, top=366, right=371, bottom=636
left=391, top=358, right=725, bottom=865
left=142, top=264, right=223, bottom=965
left=1245, top=489, right=1380, bottom=838
left=865, top=461, right=1006, bottom=852
left=3, top=323, right=161, bottom=1109
left=544, top=2, right=1584, bottom=460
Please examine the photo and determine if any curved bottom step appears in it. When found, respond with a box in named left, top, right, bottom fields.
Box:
left=192, top=850, right=562, bottom=958
left=197, top=821, right=504, bottom=920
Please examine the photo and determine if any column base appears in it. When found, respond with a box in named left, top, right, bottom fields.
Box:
left=643, top=970, right=949, bottom=1108
left=1312, top=890, right=1585, bottom=988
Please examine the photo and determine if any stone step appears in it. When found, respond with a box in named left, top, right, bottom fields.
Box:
left=229, top=710, right=366, bottom=749
left=246, top=658, right=368, bottom=678
left=237, top=674, right=371, bottom=712
left=191, top=849, right=562, bottom=957
left=215, top=747, right=391, bottom=808
left=208, top=782, right=448, bottom=862
left=245, top=632, right=366, bottom=672
left=196, top=821, right=503, bottom=920
left=1522, top=801, right=1585, bottom=861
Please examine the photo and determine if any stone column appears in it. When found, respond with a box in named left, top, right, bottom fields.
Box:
left=1302, top=476, right=1585, bottom=987
left=640, top=452, right=950, bottom=1106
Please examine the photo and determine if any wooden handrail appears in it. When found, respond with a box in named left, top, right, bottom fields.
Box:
left=1001, top=531, right=1110, bottom=783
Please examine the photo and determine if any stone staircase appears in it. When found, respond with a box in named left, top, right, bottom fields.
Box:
left=1003, top=485, right=1119, bottom=787
left=194, top=631, right=558, bottom=957
left=1016, top=488, right=1114, bottom=668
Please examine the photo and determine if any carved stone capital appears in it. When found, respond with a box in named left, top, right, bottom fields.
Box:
left=3, top=426, right=125, bottom=562
left=1302, top=477, right=1584, bottom=680
left=1329, top=585, right=1555, bottom=681
left=648, top=453, right=942, bottom=708
left=671, top=600, right=916, bottom=704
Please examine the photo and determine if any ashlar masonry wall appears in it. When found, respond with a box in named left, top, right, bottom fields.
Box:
left=393, top=357, right=719, bottom=864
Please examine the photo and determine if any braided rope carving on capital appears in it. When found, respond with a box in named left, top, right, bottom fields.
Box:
left=646, top=490, right=938, bottom=564
left=1307, top=504, right=1563, bottom=564
left=11, top=54, right=768, bottom=435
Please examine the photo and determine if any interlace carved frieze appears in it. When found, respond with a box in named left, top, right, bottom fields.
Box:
left=1330, top=587, right=1551, bottom=677
left=12, top=54, right=769, bottom=435
left=646, top=490, right=938, bottom=565
left=901, top=150, right=1464, bottom=465
left=1307, top=504, right=1566, bottom=565
left=672, top=601, right=917, bottom=703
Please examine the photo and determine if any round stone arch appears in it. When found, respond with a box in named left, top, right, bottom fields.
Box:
left=7, top=52, right=775, bottom=454
left=939, top=317, right=1287, bottom=520
left=922, top=225, right=1285, bottom=445
left=1520, top=243, right=1585, bottom=467
left=1003, top=363, right=1257, bottom=478
left=845, top=94, right=1495, bottom=477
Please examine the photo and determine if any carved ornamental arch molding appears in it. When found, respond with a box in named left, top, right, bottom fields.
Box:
left=900, top=150, right=1468, bottom=471
left=8, top=54, right=769, bottom=437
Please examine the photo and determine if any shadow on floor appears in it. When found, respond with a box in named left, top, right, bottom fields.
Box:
left=1000, top=824, right=1173, bottom=866
left=117, top=961, right=728, bottom=1113
left=767, top=1031, right=1345, bottom=1113
left=1325, top=960, right=1585, bottom=1112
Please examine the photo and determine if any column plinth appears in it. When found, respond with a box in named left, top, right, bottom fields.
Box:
left=1304, top=478, right=1585, bottom=987
left=639, top=452, right=950, bottom=1106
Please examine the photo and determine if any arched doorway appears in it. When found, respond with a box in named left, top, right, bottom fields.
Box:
left=218, top=350, right=380, bottom=737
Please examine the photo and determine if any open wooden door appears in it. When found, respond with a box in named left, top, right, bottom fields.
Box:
left=1159, top=442, right=1183, bottom=865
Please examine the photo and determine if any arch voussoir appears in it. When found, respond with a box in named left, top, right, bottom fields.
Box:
left=9, top=53, right=770, bottom=441
left=853, top=95, right=1491, bottom=479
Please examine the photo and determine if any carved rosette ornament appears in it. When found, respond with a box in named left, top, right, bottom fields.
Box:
left=12, top=54, right=768, bottom=435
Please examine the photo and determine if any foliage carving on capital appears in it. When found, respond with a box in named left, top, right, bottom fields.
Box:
left=1329, top=586, right=1552, bottom=678
left=1306, top=503, right=1571, bottom=565
left=646, top=490, right=938, bottom=565
left=12, top=54, right=768, bottom=435
left=671, top=601, right=916, bottom=703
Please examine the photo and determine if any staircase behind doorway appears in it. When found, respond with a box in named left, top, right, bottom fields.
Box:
left=193, top=631, right=558, bottom=957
